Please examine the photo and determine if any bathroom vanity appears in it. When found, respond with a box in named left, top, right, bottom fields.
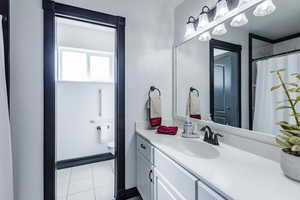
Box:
left=136, top=127, right=300, bottom=200
left=136, top=0, right=300, bottom=199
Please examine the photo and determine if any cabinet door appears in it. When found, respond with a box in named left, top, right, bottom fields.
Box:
left=153, top=169, right=186, bottom=200
left=197, top=180, right=226, bottom=200
left=137, top=153, right=153, bottom=200
left=154, top=149, right=197, bottom=200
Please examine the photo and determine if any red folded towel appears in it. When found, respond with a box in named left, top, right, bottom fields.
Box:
left=157, top=126, right=178, bottom=135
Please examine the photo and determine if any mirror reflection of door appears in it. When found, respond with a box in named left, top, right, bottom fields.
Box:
left=210, top=40, right=241, bottom=128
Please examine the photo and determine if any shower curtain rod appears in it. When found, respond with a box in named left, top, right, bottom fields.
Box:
left=252, top=48, right=300, bottom=62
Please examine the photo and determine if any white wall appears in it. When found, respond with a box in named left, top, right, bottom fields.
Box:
left=57, top=18, right=115, bottom=52
left=10, top=0, right=180, bottom=199
left=273, top=37, right=300, bottom=54
left=10, top=0, right=43, bottom=200
left=56, top=82, right=114, bottom=161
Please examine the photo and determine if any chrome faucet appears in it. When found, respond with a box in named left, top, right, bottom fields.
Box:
left=200, top=126, right=223, bottom=145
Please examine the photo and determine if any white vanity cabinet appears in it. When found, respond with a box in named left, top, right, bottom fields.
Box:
left=136, top=135, right=226, bottom=200
left=197, top=181, right=225, bottom=200
left=137, top=136, right=154, bottom=200
left=153, top=148, right=197, bottom=200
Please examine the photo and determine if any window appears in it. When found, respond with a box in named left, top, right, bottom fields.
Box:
left=58, top=47, right=114, bottom=82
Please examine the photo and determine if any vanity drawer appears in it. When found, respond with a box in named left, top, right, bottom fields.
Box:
left=154, top=148, right=197, bottom=200
left=197, top=180, right=226, bottom=200
left=137, top=135, right=153, bottom=163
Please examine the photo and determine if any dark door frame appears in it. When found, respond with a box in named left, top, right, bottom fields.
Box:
left=0, top=0, right=10, bottom=103
left=209, top=39, right=242, bottom=128
left=43, top=1, right=126, bottom=200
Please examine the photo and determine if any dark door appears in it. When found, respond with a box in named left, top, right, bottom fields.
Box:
left=214, top=53, right=237, bottom=126
left=210, top=39, right=241, bottom=128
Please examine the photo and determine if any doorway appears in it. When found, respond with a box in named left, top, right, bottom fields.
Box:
left=43, top=2, right=125, bottom=200
left=210, top=39, right=241, bottom=128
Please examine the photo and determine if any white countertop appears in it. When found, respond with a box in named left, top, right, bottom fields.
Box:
left=136, top=128, right=300, bottom=200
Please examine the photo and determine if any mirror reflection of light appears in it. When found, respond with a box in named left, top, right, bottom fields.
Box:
left=212, top=23, right=227, bottom=36
left=198, top=31, right=211, bottom=42
left=231, top=13, right=248, bottom=27
left=253, top=0, right=276, bottom=17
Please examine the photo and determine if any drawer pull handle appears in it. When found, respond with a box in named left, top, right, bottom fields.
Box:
left=140, top=144, right=146, bottom=149
left=148, top=169, right=153, bottom=182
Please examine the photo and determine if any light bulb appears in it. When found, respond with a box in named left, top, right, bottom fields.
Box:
left=198, top=31, right=211, bottom=42
left=212, top=23, right=227, bottom=36
left=253, top=0, right=276, bottom=17
left=214, top=0, right=229, bottom=21
left=184, top=21, right=195, bottom=38
left=197, top=13, right=209, bottom=31
left=231, top=13, right=248, bottom=27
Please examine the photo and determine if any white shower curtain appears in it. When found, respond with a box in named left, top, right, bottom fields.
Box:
left=253, top=53, right=300, bottom=135
left=0, top=15, right=14, bottom=200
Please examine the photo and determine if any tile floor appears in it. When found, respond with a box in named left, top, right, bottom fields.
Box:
left=56, top=160, right=114, bottom=200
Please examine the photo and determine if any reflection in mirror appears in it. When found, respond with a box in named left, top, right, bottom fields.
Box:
left=210, top=40, right=241, bottom=127
left=175, top=0, right=300, bottom=135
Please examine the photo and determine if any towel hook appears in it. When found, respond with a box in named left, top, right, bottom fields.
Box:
left=148, top=86, right=161, bottom=97
left=190, top=87, right=199, bottom=97
left=2, top=15, right=8, bottom=22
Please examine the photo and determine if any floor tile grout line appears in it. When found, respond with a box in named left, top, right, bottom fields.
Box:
left=66, top=167, right=73, bottom=200
left=57, top=162, right=114, bottom=200
left=91, top=164, right=97, bottom=200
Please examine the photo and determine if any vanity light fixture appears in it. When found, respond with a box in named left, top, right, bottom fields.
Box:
left=212, top=23, right=227, bottom=36
left=197, top=6, right=210, bottom=31
left=253, top=0, right=276, bottom=17
left=185, top=16, right=197, bottom=38
left=214, top=0, right=229, bottom=21
left=198, top=31, right=211, bottom=42
left=184, top=0, right=277, bottom=41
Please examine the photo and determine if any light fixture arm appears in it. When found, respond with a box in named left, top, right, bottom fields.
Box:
left=199, top=6, right=210, bottom=15
left=187, top=16, right=197, bottom=24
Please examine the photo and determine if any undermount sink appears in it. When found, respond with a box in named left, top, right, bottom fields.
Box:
left=158, top=137, right=220, bottom=159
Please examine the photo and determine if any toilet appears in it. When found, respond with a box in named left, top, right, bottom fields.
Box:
left=107, top=141, right=115, bottom=155
left=107, top=141, right=115, bottom=172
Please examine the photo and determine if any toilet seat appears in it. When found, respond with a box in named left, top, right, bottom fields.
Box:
left=107, top=141, right=115, bottom=149
left=107, top=141, right=115, bottom=155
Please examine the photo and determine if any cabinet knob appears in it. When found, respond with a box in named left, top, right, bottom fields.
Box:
left=140, top=144, right=146, bottom=149
left=148, top=169, right=153, bottom=182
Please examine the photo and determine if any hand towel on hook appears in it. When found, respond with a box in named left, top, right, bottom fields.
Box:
left=187, top=88, right=201, bottom=119
left=148, top=87, right=162, bottom=128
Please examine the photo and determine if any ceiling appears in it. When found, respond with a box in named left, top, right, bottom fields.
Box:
left=238, top=0, right=300, bottom=40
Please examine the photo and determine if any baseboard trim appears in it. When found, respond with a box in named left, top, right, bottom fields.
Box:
left=116, top=187, right=140, bottom=200
left=56, top=153, right=115, bottom=169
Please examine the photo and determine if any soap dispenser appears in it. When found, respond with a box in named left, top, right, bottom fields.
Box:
left=182, top=116, right=193, bottom=137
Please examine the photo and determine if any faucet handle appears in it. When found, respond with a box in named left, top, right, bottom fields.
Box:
left=200, top=126, right=207, bottom=132
left=203, top=131, right=209, bottom=142
left=212, top=133, right=223, bottom=145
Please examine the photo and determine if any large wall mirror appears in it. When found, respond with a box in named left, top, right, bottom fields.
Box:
left=174, top=0, right=300, bottom=136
